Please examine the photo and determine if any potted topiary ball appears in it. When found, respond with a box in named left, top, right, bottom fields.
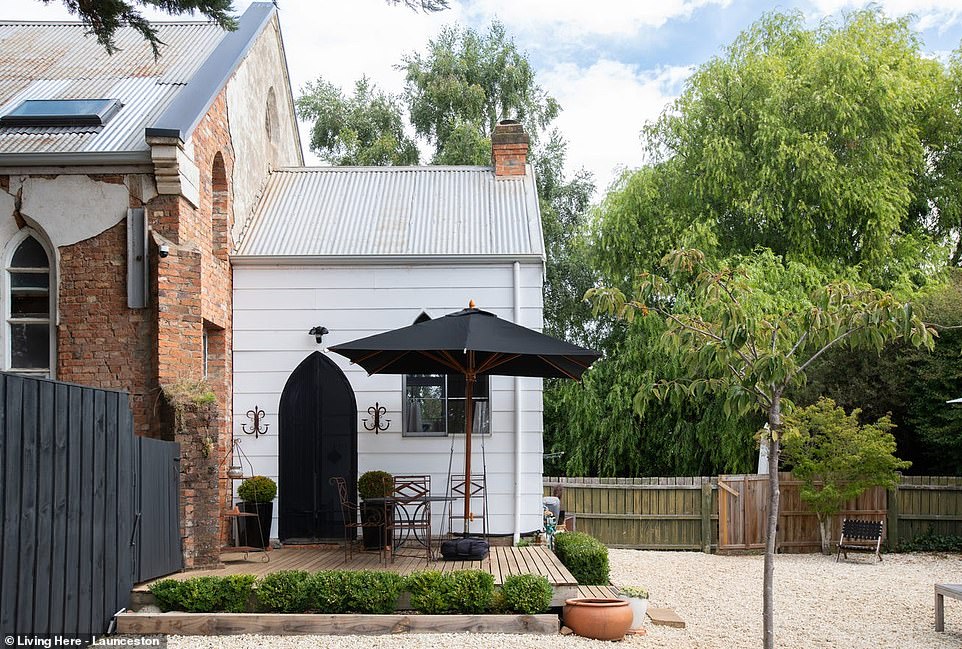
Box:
left=357, top=470, right=392, bottom=550
left=237, top=475, right=276, bottom=549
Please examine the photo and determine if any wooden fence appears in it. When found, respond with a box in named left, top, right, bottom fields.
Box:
left=545, top=474, right=962, bottom=553
left=544, top=477, right=719, bottom=551
left=0, top=373, right=181, bottom=637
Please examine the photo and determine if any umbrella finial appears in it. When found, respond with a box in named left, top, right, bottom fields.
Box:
left=469, top=299, right=476, bottom=309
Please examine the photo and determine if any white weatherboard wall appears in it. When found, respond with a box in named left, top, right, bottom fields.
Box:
left=232, top=262, right=545, bottom=540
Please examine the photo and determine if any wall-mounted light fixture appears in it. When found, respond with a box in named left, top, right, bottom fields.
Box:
left=309, top=326, right=329, bottom=344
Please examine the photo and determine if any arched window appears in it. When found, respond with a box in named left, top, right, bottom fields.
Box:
left=6, top=233, right=54, bottom=377
left=211, top=151, right=229, bottom=261
left=402, top=311, right=490, bottom=437
left=265, top=86, right=279, bottom=144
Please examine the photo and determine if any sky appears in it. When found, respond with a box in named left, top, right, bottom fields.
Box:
left=3, top=0, right=962, bottom=195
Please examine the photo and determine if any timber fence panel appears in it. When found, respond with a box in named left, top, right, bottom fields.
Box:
left=0, top=373, right=138, bottom=637
left=544, top=476, right=718, bottom=551
left=893, top=476, right=962, bottom=545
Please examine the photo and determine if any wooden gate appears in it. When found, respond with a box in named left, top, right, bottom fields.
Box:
left=717, top=473, right=889, bottom=552
left=717, top=474, right=770, bottom=551
left=133, top=436, right=182, bottom=582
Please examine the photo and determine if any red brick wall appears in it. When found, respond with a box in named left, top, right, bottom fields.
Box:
left=145, top=91, right=236, bottom=568
left=38, top=89, right=238, bottom=569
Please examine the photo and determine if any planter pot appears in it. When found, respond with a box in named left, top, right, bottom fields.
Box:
left=360, top=501, right=391, bottom=550
left=563, top=598, right=632, bottom=641
left=237, top=501, right=273, bottom=549
left=618, top=596, right=649, bottom=631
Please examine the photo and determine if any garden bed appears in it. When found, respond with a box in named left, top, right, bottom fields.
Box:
left=115, top=611, right=560, bottom=635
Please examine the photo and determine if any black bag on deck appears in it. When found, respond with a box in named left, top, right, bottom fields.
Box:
left=440, top=537, right=489, bottom=561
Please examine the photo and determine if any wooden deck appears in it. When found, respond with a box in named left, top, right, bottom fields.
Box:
left=133, top=545, right=579, bottom=607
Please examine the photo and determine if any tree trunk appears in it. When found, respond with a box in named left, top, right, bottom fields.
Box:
left=817, top=514, right=831, bottom=555
left=763, top=397, right=782, bottom=649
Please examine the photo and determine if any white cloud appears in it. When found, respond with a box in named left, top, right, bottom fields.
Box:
left=462, top=0, right=731, bottom=38
left=540, top=61, right=693, bottom=192
left=808, top=0, right=962, bottom=32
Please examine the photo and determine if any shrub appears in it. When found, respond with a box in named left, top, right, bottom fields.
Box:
left=358, top=470, right=393, bottom=499
left=554, top=532, right=609, bottom=585
left=302, top=570, right=402, bottom=613
left=237, top=475, right=277, bottom=503
left=500, top=574, right=553, bottom=614
left=149, top=575, right=256, bottom=612
left=303, top=571, right=350, bottom=613
left=406, top=570, right=494, bottom=614
left=407, top=571, right=450, bottom=614
left=344, top=571, right=404, bottom=613
left=148, top=579, right=183, bottom=612
left=896, top=528, right=962, bottom=553
left=447, top=570, right=494, bottom=614
left=256, top=570, right=310, bottom=612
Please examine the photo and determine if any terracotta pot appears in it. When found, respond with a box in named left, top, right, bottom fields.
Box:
left=563, top=597, right=633, bottom=641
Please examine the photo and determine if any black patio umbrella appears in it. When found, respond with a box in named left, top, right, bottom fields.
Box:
left=329, top=301, right=601, bottom=531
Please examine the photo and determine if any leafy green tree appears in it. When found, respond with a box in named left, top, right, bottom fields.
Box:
left=296, top=77, right=419, bottom=166
left=47, top=0, right=236, bottom=55
left=402, top=21, right=559, bottom=164
left=798, top=271, right=962, bottom=473
left=781, top=398, right=909, bottom=554
left=588, top=247, right=934, bottom=649
left=644, top=9, right=946, bottom=277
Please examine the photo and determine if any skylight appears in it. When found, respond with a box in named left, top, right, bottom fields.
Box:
left=0, top=99, right=121, bottom=127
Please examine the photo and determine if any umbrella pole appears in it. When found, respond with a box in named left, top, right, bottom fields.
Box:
left=463, top=368, right=475, bottom=536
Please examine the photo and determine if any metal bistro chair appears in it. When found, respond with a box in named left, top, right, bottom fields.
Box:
left=385, top=474, right=432, bottom=562
left=330, top=476, right=384, bottom=563
left=448, top=473, right=487, bottom=537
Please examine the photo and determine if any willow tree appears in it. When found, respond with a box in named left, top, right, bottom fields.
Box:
left=588, top=248, right=935, bottom=649
left=643, top=9, right=946, bottom=279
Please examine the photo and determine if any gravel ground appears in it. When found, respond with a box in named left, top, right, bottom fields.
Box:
left=162, top=550, right=962, bottom=649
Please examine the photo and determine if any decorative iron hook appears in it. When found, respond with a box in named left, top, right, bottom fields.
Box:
left=363, top=402, right=390, bottom=433
left=242, top=405, right=269, bottom=439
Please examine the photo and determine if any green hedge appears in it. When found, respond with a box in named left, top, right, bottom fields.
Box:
left=405, top=570, right=494, bottom=614
left=149, top=568, right=550, bottom=615
left=500, top=574, right=553, bottom=614
left=553, top=532, right=610, bottom=585
left=256, top=570, right=310, bottom=612
left=149, top=575, right=256, bottom=613
left=302, top=570, right=404, bottom=613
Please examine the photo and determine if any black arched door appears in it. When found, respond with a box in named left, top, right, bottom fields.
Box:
left=278, top=351, right=357, bottom=541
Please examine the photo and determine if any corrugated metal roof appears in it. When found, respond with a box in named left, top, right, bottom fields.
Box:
left=0, top=21, right=225, bottom=156
left=235, top=167, right=545, bottom=259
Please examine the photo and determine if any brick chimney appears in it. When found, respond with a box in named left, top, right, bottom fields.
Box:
left=491, top=119, right=529, bottom=178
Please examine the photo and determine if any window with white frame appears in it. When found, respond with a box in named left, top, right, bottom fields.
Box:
left=7, top=234, right=54, bottom=377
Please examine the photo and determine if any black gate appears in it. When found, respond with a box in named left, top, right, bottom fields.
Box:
left=0, top=373, right=182, bottom=636
left=278, top=352, right=357, bottom=541
left=133, top=436, right=181, bottom=582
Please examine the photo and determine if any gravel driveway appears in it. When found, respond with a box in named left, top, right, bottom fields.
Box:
left=165, top=550, right=962, bottom=649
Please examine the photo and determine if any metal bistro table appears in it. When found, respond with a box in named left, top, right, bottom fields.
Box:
left=366, top=494, right=457, bottom=556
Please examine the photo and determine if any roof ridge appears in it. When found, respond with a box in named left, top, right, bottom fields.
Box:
left=271, top=165, right=496, bottom=173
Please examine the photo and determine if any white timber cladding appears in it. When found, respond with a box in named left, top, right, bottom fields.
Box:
left=232, top=263, right=546, bottom=539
